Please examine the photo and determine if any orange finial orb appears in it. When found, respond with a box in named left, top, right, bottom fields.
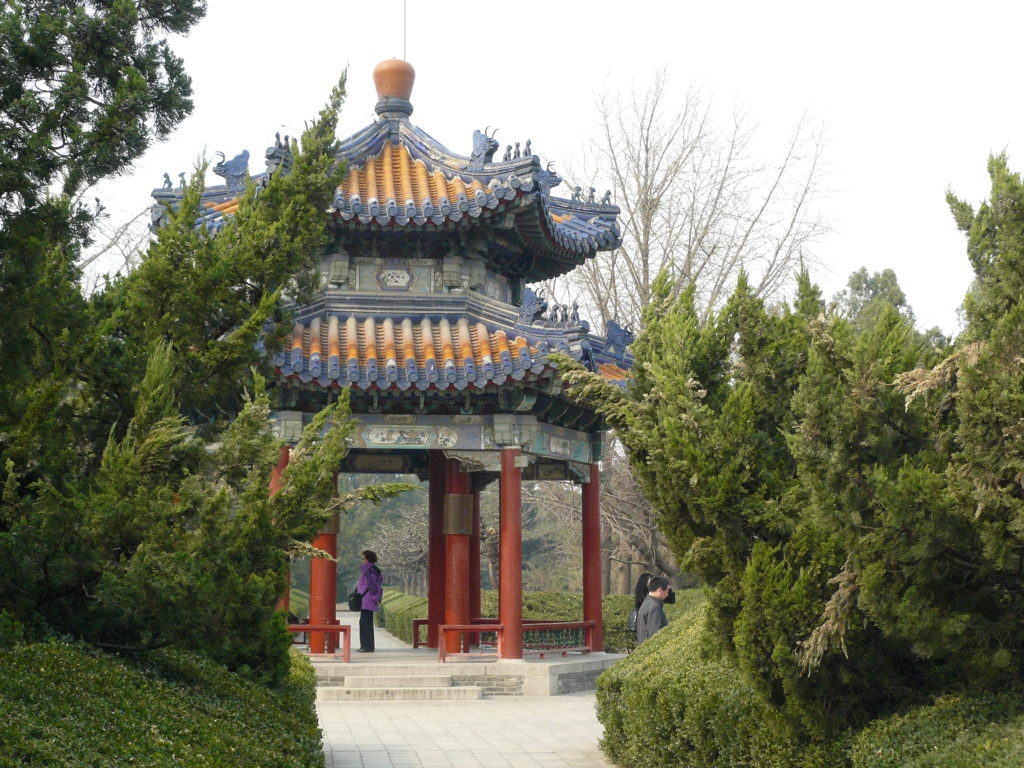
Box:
left=373, top=59, right=415, bottom=102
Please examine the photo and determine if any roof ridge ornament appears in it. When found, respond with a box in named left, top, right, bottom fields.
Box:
left=467, top=127, right=499, bottom=169
left=373, top=59, right=415, bottom=117
left=212, top=150, right=250, bottom=190
left=536, top=161, right=562, bottom=195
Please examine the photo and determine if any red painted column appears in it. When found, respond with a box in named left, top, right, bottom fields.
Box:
left=582, top=463, right=604, bottom=652
left=470, top=488, right=481, bottom=623
left=427, top=450, right=447, bottom=648
left=444, top=459, right=471, bottom=653
left=308, top=525, right=338, bottom=654
left=271, top=445, right=291, bottom=614
left=498, top=448, right=523, bottom=659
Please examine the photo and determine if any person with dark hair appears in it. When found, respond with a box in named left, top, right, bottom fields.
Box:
left=355, top=550, right=383, bottom=653
left=636, top=576, right=670, bottom=643
left=633, top=572, right=676, bottom=612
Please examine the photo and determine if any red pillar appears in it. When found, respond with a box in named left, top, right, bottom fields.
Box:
left=498, top=448, right=523, bottom=659
left=308, top=523, right=338, bottom=654
left=444, top=459, right=471, bottom=653
left=271, top=445, right=291, bottom=614
left=470, top=489, right=481, bottom=623
left=427, top=450, right=447, bottom=648
left=582, top=463, right=604, bottom=652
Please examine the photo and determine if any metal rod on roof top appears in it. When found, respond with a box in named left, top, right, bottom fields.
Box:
left=403, top=0, right=407, bottom=59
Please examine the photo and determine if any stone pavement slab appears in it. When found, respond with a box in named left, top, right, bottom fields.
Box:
left=317, top=692, right=614, bottom=768
left=315, top=608, right=615, bottom=767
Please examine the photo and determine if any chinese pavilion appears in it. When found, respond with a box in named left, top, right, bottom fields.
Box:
left=152, top=60, right=631, bottom=660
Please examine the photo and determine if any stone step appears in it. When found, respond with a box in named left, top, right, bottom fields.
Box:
left=313, top=664, right=453, bottom=681
left=316, top=685, right=482, bottom=701
left=342, top=675, right=453, bottom=689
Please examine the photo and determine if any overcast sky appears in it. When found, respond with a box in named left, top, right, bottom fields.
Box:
left=89, top=0, right=1023, bottom=337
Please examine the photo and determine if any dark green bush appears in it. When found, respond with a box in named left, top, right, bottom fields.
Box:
left=596, top=591, right=842, bottom=768
left=0, top=610, right=24, bottom=649
left=849, top=687, right=1024, bottom=768
left=0, top=641, right=322, bottom=767
left=379, top=588, right=643, bottom=652
left=381, top=592, right=428, bottom=645
left=480, top=589, right=655, bottom=653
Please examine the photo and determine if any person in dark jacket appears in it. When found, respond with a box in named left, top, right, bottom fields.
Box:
left=636, top=576, right=670, bottom=643
left=355, top=550, right=383, bottom=652
left=634, top=572, right=676, bottom=612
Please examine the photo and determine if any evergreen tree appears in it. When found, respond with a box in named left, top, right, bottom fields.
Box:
left=0, top=66, right=415, bottom=679
left=0, top=0, right=204, bottom=423
left=562, top=271, right=822, bottom=651
left=568, top=156, right=1024, bottom=745
left=938, top=154, right=1024, bottom=667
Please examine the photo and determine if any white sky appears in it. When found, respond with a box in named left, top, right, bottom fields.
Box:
left=89, top=0, right=1024, bottom=337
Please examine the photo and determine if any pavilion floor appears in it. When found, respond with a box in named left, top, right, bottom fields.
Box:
left=302, top=608, right=624, bottom=698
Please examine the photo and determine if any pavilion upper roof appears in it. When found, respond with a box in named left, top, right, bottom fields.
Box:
left=150, top=61, right=622, bottom=282
left=329, top=116, right=621, bottom=268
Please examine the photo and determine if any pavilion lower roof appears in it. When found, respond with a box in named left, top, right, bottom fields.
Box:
left=273, top=314, right=628, bottom=392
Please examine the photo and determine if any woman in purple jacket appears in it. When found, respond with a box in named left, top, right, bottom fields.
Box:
left=356, top=550, right=383, bottom=652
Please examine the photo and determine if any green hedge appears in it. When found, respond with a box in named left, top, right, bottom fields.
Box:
left=595, top=590, right=841, bottom=768
left=289, top=588, right=309, bottom=619
left=596, top=590, right=1024, bottom=768
left=377, top=588, right=644, bottom=653
left=480, top=590, right=650, bottom=654
left=0, top=641, right=323, bottom=768
left=380, top=590, right=428, bottom=645
left=849, top=687, right=1024, bottom=768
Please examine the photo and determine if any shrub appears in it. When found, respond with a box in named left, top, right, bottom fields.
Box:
left=480, top=589, right=663, bottom=653
left=381, top=592, right=428, bottom=645
left=849, top=686, right=1024, bottom=768
left=289, top=588, right=310, bottom=619
left=379, top=588, right=647, bottom=652
left=596, top=591, right=842, bottom=768
left=0, top=641, right=322, bottom=767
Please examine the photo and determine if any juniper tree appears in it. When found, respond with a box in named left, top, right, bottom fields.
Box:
left=0, top=0, right=204, bottom=426
left=0, top=74, right=415, bottom=678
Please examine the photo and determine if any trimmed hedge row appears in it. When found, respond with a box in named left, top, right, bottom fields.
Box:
left=379, top=589, right=428, bottom=645
left=0, top=641, right=323, bottom=768
left=849, top=687, right=1024, bottom=768
left=480, top=590, right=639, bottom=653
left=378, top=588, right=654, bottom=654
left=597, top=589, right=1024, bottom=768
left=596, top=589, right=841, bottom=768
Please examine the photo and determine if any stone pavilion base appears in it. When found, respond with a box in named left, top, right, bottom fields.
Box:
left=310, top=648, right=624, bottom=699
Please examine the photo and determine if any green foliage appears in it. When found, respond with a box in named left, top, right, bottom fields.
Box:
left=949, top=154, right=1024, bottom=338
left=0, top=0, right=203, bottom=428
left=0, top=610, right=25, bottom=649
left=0, top=344, right=364, bottom=682
left=82, top=74, right=348, bottom=432
left=564, top=271, right=823, bottom=656
left=599, top=592, right=1023, bottom=768
left=849, top=687, right=1024, bottom=768
left=380, top=591, right=428, bottom=645
left=0, top=641, right=322, bottom=767
left=0, top=0, right=202, bottom=213
left=0, top=73, right=417, bottom=682
left=596, top=590, right=842, bottom=768
left=833, top=267, right=912, bottom=330
left=566, top=211, right=1024, bottom=756
left=378, top=588, right=657, bottom=653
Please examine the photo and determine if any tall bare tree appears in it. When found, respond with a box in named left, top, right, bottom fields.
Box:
left=552, top=71, right=827, bottom=331
left=536, top=74, right=828, bottom=594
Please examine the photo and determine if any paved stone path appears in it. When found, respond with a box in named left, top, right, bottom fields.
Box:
left=317, top=693, right=612, bottom=768
left=316, top=611, right=614, bottom=768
